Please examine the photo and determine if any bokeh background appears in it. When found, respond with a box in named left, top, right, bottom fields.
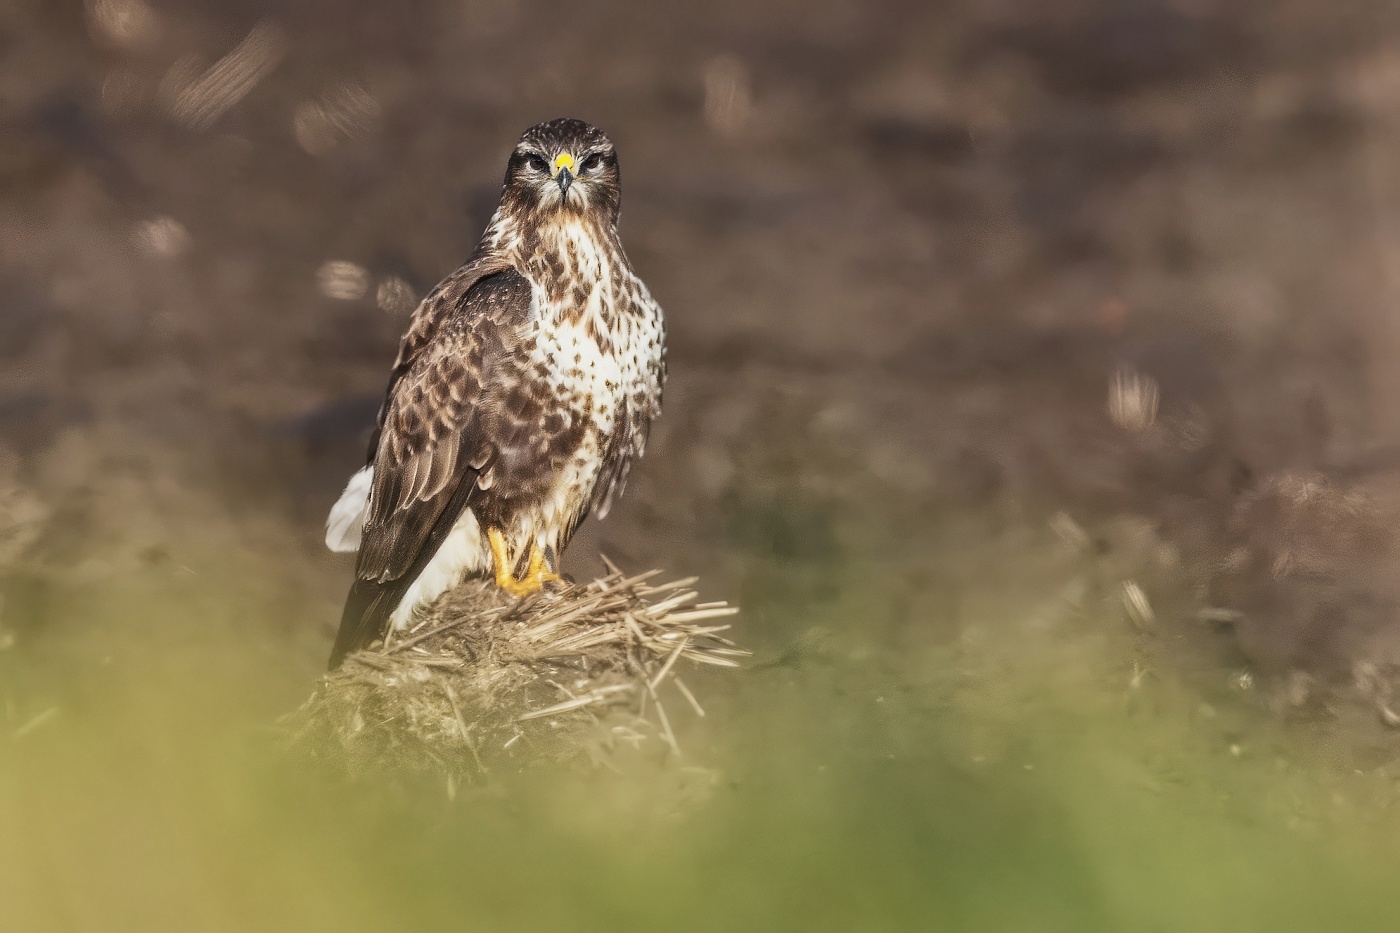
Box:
left=9, top=0, right=1400, bottom=929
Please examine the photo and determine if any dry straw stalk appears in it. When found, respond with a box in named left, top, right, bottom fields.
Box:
left=285, top=565, right=745, bottom=778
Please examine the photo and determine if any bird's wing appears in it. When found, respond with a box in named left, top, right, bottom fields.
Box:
left=361, top=253, right=513, bottom=465
left=589, top=399, right=641, bottom=521
left=358, top=267, right=535, bottom=582
left=323, top=254, right=512, bottom=553
left=329, top=267, right=534, bottom=666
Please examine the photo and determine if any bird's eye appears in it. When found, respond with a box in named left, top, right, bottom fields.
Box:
left=579, top=152, right=606, bottom=173
left=524, top=154, right=549, bottom=173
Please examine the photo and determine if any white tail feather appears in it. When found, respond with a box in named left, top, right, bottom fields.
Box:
left=325, top=465, right=373, bottom=553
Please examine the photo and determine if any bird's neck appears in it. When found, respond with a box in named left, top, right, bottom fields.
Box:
left=526, top=216, right=628, bottom=306
left=477, top=210, right=630, bottom=323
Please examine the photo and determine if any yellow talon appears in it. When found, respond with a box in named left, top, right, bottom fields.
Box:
left=487, top=527, right=519, bottom=592
left=487, top=529, right=560, bottom=597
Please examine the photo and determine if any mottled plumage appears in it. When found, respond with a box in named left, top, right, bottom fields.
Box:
left=326, top=118, right=665, bottom=669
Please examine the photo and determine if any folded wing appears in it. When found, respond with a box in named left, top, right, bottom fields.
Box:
left=328, top=267, right=534, bottom=668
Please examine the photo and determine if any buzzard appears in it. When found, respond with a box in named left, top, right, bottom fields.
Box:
left=324, top=118, right=666, bottom=669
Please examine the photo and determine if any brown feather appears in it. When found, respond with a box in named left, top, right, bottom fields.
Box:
left=353, top=268, right=534, bottom=586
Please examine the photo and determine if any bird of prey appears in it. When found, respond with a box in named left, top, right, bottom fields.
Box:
left=324, top=118, right=666, bottom=669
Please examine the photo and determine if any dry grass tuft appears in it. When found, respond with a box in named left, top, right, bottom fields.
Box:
left=285, top=564, right=745, bottom=779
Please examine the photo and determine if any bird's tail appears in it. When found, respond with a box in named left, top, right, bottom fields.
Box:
left=327, top=469, right=481, bottom=670
left=327, top=576, right=410, bottom=670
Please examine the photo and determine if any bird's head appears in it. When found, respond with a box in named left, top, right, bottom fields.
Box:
left=502, top=118, right=621, bottom=223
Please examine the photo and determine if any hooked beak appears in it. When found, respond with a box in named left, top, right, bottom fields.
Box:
left=551, top=152, right=576, bottom=202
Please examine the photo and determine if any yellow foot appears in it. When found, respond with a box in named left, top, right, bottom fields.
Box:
left=487, top=529, right=561, bottom=597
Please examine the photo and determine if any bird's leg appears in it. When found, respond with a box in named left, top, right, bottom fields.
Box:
left=488, top=527, right=530, bottom=596
left=518, top=543, right=562, bottom=591
left=487, top=528, right=559, bottom=597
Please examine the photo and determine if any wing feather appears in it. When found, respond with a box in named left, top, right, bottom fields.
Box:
left=357, top=272, right=531, bottom=583
left=328, top=266, right=535, bottom=667
left=360, top=252, right=512, bottom=466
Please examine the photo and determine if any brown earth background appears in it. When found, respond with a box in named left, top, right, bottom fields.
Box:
left=9, top=0, right=1400, bottom=929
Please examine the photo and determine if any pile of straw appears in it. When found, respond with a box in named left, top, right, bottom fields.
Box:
left=286, top=564, right=745, bottom=779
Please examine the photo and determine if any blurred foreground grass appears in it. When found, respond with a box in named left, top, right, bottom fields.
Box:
left=4, top=556, right=1400, bottom=932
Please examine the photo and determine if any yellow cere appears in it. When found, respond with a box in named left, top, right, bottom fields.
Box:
left=551, top=152, right=575, bottom=175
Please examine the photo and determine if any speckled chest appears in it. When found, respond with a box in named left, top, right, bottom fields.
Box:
left=509, top=221, right=663, bottom=511
left=529, top=226, right=655, bottom=400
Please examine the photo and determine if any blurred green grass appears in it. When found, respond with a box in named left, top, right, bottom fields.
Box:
left=5, top=561, right=1400, bottom=932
